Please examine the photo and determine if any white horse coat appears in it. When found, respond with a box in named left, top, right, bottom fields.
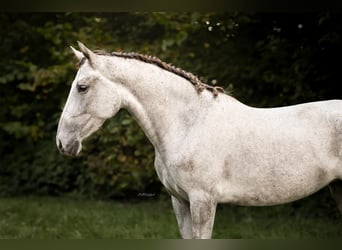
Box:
left=57, top=42, right=342, bottom=238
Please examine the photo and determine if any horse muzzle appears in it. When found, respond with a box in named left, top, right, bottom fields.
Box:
left=56, top=136, right=82, bottom=157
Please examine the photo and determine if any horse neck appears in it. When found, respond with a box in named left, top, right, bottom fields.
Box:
left=103, top=55, right=205, bottom=154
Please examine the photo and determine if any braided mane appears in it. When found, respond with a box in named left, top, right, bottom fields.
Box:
left=95, top=50, right=225, bottom=97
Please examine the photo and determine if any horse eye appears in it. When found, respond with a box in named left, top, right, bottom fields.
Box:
left=77, top=85, right=88, bottom=93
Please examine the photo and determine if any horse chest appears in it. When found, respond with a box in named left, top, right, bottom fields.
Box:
left=154, top=153, right=189, bottom=200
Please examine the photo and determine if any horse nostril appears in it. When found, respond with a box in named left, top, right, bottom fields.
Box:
left=58, top=139, right=64, bottom=153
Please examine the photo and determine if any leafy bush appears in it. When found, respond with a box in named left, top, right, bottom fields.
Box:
left=0, top=12, right=341, bottom=201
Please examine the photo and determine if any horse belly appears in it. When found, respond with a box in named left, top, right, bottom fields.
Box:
left=221, top=173, right=329, bottom=206
left=217, top=160, right=336, bottom=206
left=216, top=134, right=338, bottom=205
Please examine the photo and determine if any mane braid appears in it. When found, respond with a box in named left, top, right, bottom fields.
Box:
left=95, top=50, right=225, bottom=97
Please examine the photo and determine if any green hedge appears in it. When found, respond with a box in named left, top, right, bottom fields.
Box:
left=0, top=12, right=341, bottom=199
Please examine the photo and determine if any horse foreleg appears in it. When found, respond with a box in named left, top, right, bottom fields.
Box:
left=189, top=191, right=217, bottom=239
left=329, top=180, right=342, bottom=215
left=171, top=196, right=193, bottom=239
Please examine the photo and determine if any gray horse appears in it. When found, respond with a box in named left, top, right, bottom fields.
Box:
left=57, top=42, right=342, bottom=238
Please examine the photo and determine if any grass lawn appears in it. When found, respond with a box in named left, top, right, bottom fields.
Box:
left=0, top=195, right=341, bottom=239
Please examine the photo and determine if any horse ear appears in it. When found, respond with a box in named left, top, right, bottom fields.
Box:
left=77, top=41, right=97, bottom=66
left=70, top=46, right=83, bottom=61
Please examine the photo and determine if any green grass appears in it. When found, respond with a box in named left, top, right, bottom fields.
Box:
left=0, top=196, right=341, bottom=239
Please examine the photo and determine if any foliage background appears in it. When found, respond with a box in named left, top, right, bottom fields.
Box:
left=0, top=13, right=341, bottom=210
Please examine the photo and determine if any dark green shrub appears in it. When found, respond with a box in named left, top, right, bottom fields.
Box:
left=0, top=13, right=341, bottom=205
